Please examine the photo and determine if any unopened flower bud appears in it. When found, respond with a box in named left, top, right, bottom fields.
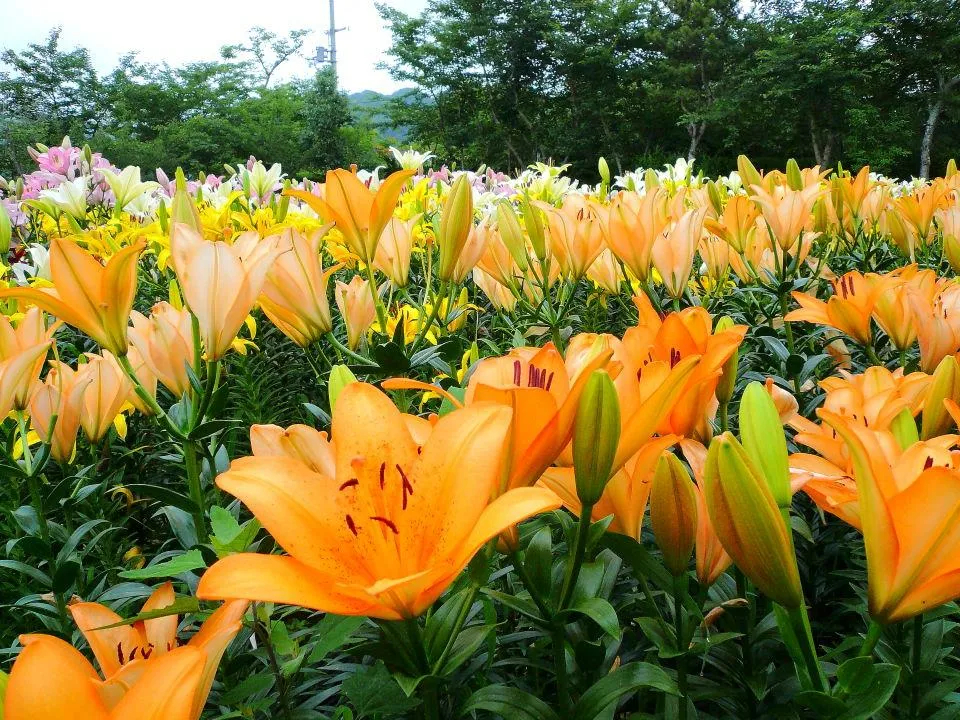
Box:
left=739, top=381, right=790, bottom=508
left=921, top=356, right=960, bottom=439
left=437, top=174, right=474, bottom=282
left=650, top=453, right=697, bottom=576
left=573, top=370, right=621, bottom=506
left=329, top=365, right=358, bottom=412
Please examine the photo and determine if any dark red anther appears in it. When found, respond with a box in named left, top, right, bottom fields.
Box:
left=346, top=515, right=358, bottom=536
left=117, top=642, right=125, bottom=666
left=371, top=516, right=399, bottom=534
left=513, top=360, right=521, bottom=386
left=339, top=478, right=359, bottom=491
left=379, top=462, right=387, bottom=489
left=545, top=372, right=555, bottom=391
left=924, top=456, right=935, bottom=470
left=396, top=464, right=414, bottom=510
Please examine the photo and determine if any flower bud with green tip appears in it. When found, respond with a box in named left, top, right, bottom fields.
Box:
left=573, top=370, right=621, bottom=506
left=328, top=364, right=358, bottom=412
left=921, top=355, right=960, bottom=439
left=739, top=381, right=791, bottom=509
left=650, top=453, right=698, bottom=577
left=437, top=173, right=474, bottom=282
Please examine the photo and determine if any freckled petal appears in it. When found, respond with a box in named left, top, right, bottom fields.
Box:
left=198, top=554, right=384, bottom=617
left=141, top=581, right=178, bottom=658
left=110, top=646, right=205, bottom=720
left=68, top=601, right=142, bottom=678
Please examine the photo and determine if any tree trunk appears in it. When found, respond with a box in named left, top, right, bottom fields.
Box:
left=686, top=121, right=706, bottom=161
left=920, top=99, right=943, bottom=180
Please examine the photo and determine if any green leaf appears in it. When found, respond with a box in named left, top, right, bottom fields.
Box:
left=93, top=597, right=200, bottom=629
left=425, top=588, right=475, bottom=662
left=572, top=662, right=679, bottom=719
left=558, top=597, right=621, bottom=639
left=0, top=559, right=52, bottom=586
left=836, top=656, right=876, bottom=695
left=210, top=506, right=242, bottom=544
left=459, top=685, right=560, bottom=720
left=524, top=526, right=554, bottom=604
left=218, top=670, right=275, bottom=705
left=837, top=664, right=900, bottom=720
left=342, top=662, right=420, bottom=718
left=307, top=615, right=366, bottom=663
left=119, top=549, right=206, bottom=579
left=437, top=624, right=496, bottom=676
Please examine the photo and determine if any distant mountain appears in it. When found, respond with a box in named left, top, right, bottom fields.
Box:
left=348, top=87, right=419, bottom=142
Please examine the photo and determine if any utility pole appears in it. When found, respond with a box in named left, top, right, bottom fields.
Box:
left=327, top=0, right=346, bottom=86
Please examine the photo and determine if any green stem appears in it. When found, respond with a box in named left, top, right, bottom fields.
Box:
left=910, top=614, right=923, bottom=719
left=864, top=341, right=883, bottom=367
left=673, top=574, right=689, bottom=720
left=365, top=261, right=389, bottom=334
left=327, top=333, right=376, bottom=366
left=510, top=551, right=551, bottom=620
left=785, top=603, right=828, bottom=692
left=558, top=502, right=594, bottom=609
left=183, top=441, right=208, bottom=543
left=552, top=622, right=570, bottom=714
left=117, top=354, right=185, bottom=439
left=432, top=583, right=480, bottom=673
left=858, top=620, right=884, bottom=657
left=719, top=400, right=730, bottom=433
left=403, top=619, right=440, bottom=720
left=411, top=280, right=448, bottom=351
left=736, top=570, right=758, bottom=719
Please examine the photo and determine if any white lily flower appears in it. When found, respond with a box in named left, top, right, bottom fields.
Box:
left=39, top=176, right=89, bottom=220
left=242, top=161, right=283, bottom=205
left=388, top=147, right=434, bottom=172
left=100, top=166, right=160, bottom=212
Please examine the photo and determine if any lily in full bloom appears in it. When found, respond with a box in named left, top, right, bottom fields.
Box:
left=605, top=189, right=669, bottom=281
left=785, top=271, right=885, bottom=346
left=750, top=183, right=823, bottom=251
left=703, top=194, right=759, bottom=253
left=171, top=225, right=288, bottom=361
left=286, top=169, right=414, bottom=264
left=536, top=197, right=605, bottom=282
left=259, top=227, right=339, bottom=348
left=100, top=166, right=160, bottom=213
left=622, top=293, right=746, bottom=441
left=824, top=412, right=960, bottom=622
left=4, top=584, right=247, bottom=720
left=197, top=383, right=560, bottom=619
left=0, top=237, right=144, bottom=357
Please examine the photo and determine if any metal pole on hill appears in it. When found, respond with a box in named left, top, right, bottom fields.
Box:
left=328, top=0, right=338, bottom=85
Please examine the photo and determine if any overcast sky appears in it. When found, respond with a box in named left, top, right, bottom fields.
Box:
left=0, top=0, right=427, bottom=94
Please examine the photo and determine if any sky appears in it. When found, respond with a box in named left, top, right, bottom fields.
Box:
left=0, top=0, right=428, bottom=94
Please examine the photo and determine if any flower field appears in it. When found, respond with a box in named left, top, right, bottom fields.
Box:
left=2, top=139, right=960, bottom=718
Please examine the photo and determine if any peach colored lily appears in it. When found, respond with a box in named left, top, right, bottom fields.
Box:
left=259, top=227, right=339, bottom=347
left=30, top=362, right=91, bottom=462
left=334, top=275, right=376, bottom=350
left=0, top=238, right=144, bottom=357
left=129, top=302, right=196, bottom=397
left=703, top=195, right=759, bottom=253
left=651, top=207, right=707, bottom=299
left=785, top=271, right=885, bottom=346
left=750, top=183, right=823, bottom=251
left=286, top=169, right=414, bottom=264
left=605, top=189, right=669, bottom=281
left=374, top=216, right=418, bottom=287
left=171, top=225, right=289, bottom=360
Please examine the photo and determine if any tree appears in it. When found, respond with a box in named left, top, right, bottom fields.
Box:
left=221, top=27, right=311, bottom=88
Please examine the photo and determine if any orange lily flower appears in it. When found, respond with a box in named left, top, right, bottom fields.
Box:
left=0, top=307, right=56, bottom=410
left=334, top=275, right=376, bottom=350
left=895, top=182, right=948, bottom=247
left=0, top=237, right=143, bottom=357
left=622, top=293, right=746, bottom=440
left=750, top=183, right=823, bottom=251
left=129, top=302, right=196, bottom=397
left=535, top=197, right=605, bottom=282
left=76, top=352, right=135, bottom=443
left=197, top=383, right=560, bottom=620
left=473, top=268, right=518, bottom=312
left=909, top=279, right=960, bottom=372
left=4, top=635, right=207, bottom=720
left=872, top=268, right=935, bottom=351
left=605, top=188, right=669, bottom=281
left=586, top=249, right=624, bottom=294
left=703, top=195, right=759, bottom=253
left=171, top=225, right=288, bottom=360
left=476, top=227, right=523, bottom=291
left=67, top=583, right=247, bottom=718
left=286, top=169, right=414, bottom=264
left=259, top=227, right=339, bottom=348
left=30, top=362, right=90, bottom=462
left=651, top=207, right=707, bottom=299
left=824, top=412, right=960, bottom=622
left=785, top=271, right=885, bottom=346
left=452, top=222, right=495, bottom=284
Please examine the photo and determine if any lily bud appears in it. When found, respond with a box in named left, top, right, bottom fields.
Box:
left=739, top=381, right=791, bottom=507
left=437, top=174, right=474, bottom=282
left=714, top=316, right=739, bottom=407
left=496, top=201, right=529, bottom=271
left=0, top=201, right=11, bottom=254
left=328, top=364, right=357, bottom=411
left=890, top=407, right=919, bottom=450
left=944, top=233, right=960, bottom=274
left=643, top=168, right=660, bottom=193
left=573, top=370, right=621, bottom=506
left=785, top=158, right=803, bottom=191
left=276, top=179, right=291, bottom=222
left=703, top=433, right=803, bottom=609
left=921, top=356, right=960, bottom=439
left=171, top=168, right=201, bottom=234
left=947, top=158, right=958, bottom=178
left=737, top=155, right=762, bottom=192
left=598, top=157, right=610, bottom=187
left=521, top=195, right=547, bottom=261
left=707, top=180, right=724, bottom=216
left=650, top=453, right=698, bottom=576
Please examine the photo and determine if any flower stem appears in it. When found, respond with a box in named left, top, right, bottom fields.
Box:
left=183, top=440, right=208, bottom=543
left=365, top=261, right=388, bottom=334
left=673, top=574, right=689, bottom=720
left=910, top=614, right=923, bottom=718
left=558, top=502, right=594, bottom=609
left=858, top=619, right=884, bottom=657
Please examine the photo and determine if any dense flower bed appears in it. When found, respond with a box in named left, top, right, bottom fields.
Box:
left=1, top=138, right=960, bottom=718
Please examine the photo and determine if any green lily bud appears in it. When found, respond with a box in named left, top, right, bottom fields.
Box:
left=437, top=173, right=474, bottom=282
left=947, top=159, right=958, bottom=178
left=786, top=158, right=803, bottom=191
left=715, top=316, right=739, bottom=407
left=496, top=201, right=529, bottom=271
left=890, top=407, right=920, bottom=450
left=650, top=453, right=698, bottom=576
left=737, top=155, right=762, bottom=192
left=573, top=370, right=621, bottom=506
left=707, top=180, right=724, bottom=216
left=520, top=194, right=547, bottom=262
left=643, top=168, right=660, bottom=193
left=0, top=201, right=11, bottom=255
left=276, top=179, right=291, bottom=222
left=703, top=433, right=803, bottom=609
left=739, top=381, right=790, bottom=508
left=921, top=356, right=960, bottom=439
left=598, top=157, right=610, bottom=187
left=170, top=168, right=202, bottom=234
left=329, top=365, right=358, bottom=412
